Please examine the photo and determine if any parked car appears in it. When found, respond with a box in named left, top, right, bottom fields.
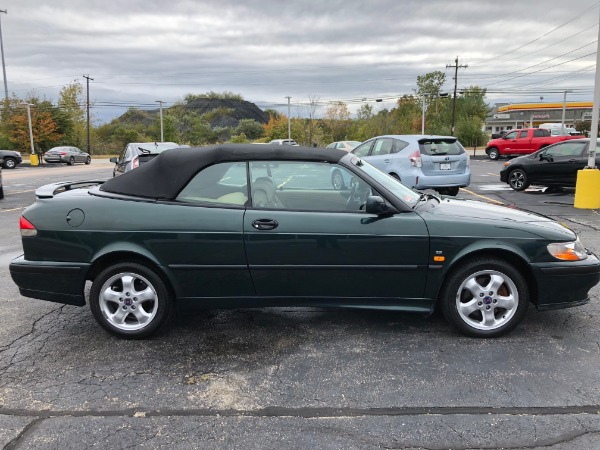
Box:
left=10, top=144, right=599, bottom=339
left=500, top=139, right=600, bottom=191
left=43, top=146, right=91, bottom=165
left=485, top=128, right=581, bottom=160
left=269, top=139, right=299, bottom=146
left=350, top=135, right=470, bottom=196
left=326, top=141, right=362, bottom=152
left=110, top=142, right=181, bottom=176
left=0, top=150, right=22, bottom=169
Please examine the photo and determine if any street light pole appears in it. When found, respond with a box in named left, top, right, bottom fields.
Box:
left=22, top=102, right=34, bottom=154
left=155, top=100, right=164, bottom=142
left=0, top=10, right=8, bottom=101
left=421, top=94, right=427, bottom=135
left=560, top=90, right=572, bottom=135
left=83, top=74, right=93, bottom=154
left=285, top=96, right=291, bottom=141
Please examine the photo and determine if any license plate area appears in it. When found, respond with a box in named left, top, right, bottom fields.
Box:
left=440, top=162, right=451, bottom=170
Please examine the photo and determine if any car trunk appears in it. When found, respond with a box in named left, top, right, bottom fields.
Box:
left=418, top=138, right=466, bottom=176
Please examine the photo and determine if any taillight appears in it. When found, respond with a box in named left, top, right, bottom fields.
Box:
left=59, top=152, right=67, bottom=156
left=20, top=216, right=37, bottom=237
left=132, top=157, right=139, bottom=168
left=409, top=150, right=422, bottom=167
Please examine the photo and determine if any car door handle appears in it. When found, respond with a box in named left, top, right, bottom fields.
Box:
left=568, top=159, right=578, bottom=163
left=384, top=159, right=390, bottom=163
left=252, top=219, right=278, bottom=230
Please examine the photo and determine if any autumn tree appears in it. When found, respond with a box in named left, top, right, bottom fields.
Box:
left=7, top=102, right=63, bottom=151
left=324, top=101, right=351, bottom=141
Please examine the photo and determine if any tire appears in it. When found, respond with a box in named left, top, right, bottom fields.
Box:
left=68, top=156, right=75, bottom=166
left=0, top=184, right=4, bottom=200
left=331, top=170, right=345, bottom=190
left=3, top=157, right=16, bottom=169
left=508, top=169, right=530, bottom=191
left=488, top=147, right=500, bottom=160
left=440, top=257, right=529, bottom=338
left=89, top=262, right=173, bottom=339
left=85, top=156, right=91, bottom=165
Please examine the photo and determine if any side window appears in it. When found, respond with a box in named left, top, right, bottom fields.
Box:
left=177, top=162, right=248, bottom=205
left=533, top=129, right=546, bottom=137
left=124, top=146, right=132, bottom=160
left=371, top=139, right=394, bottom=156
left=249, top=161, right=372, bottom=212
left=393, top=140, right=409, bottom=153
left=504, top=131, right=518, bottom=139
left=352, top=141, right=373, bottom=157
left=518, top=130, right=529, bottom=139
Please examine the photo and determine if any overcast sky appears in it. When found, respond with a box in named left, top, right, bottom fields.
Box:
left=2, top=0, right=599, bottom=122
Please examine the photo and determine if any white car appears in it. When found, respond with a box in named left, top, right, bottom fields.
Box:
left=326, top=141, right=362, bottom=152
left=269, top=139, right=299, bottom=146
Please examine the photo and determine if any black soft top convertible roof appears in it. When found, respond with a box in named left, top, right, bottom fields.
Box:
left=100, top=144, right=348, bottom=199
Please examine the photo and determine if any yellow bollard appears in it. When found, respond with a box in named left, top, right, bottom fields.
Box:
left=574, top=168, right=600, bottom=209
left=29, top=154, right=39, bottom=166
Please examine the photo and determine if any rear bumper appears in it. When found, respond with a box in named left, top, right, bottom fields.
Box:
left=9, top=255, right=90, bottom=306
left=531, top=254, right=600, bottom=310
left=415, top=170, right=471, bottom=189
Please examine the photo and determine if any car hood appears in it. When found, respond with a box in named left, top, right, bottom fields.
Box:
left=421, top=197, right=576, bottom=240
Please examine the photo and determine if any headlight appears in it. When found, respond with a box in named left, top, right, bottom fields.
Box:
left=547, top=239, right=588, bottom=261
left=503, top=161, right=511, bottom=167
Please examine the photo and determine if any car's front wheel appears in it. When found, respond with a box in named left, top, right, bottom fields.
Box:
left=331, top=170, right=345, bottom=190
left=90, top=262, right=173, bottom=339
left=488, top=147, right=500, bottom=160
left=508, top=168, right=530, bottom=191
left=3, top=157, right=16, bottom=169
left=440, top=257, right=529, bottom=337
left=85, top=156, right=91, bottom=165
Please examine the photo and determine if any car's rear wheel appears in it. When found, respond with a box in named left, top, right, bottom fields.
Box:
left=390, top=173, right=401, bottom=182
left=90, top=262, right=173, bottom=339
left=488, top=147, right=500, bottom=160
left=440, top=257, right=529, bottom=338
left=508, top=168, right=530, bottom=191
left=331, top=170, right=345, bottom=190
left=436, top=187, right=459, bottom=196
left=3, top=157, right=16, bottom=169
left=85, top=156, right=91, bottom=165
left=68, top=156, right=75, bottom=166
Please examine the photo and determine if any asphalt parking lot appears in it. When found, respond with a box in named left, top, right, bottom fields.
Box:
left=0, top=158, right=599, bottom=449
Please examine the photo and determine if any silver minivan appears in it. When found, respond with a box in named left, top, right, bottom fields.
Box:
left=110, top=142, right=181, bottom=177
left=349, top=135, right=471, bottom=196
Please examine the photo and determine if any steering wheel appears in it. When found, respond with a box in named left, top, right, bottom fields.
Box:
left=346, top=179, right=370, bottom=211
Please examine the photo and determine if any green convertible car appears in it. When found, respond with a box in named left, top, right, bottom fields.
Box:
left=9, top=145, right=600, bottom=339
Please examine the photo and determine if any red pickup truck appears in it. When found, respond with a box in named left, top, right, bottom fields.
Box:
left=485, top=128, right=581, bottom=160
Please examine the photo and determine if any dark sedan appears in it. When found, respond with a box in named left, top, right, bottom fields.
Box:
left=10, top=145, right=600, bottom=339
left=500, top=139, right=600, bottom=191
left=0, top=150, right=22, bottom=169
left=43, top=146, right=91, bottom=165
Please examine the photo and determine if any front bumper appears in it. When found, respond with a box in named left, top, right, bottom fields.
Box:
left=531, top=253, right=600, bottom=310
left=499, top=168, right=509, bottom=183
left=9, top=255, right=90, bottom=306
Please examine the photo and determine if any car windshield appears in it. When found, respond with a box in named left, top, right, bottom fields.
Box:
left=137, top=143, right=180, bottom=154
left=349, top=156, right=421, bottom=207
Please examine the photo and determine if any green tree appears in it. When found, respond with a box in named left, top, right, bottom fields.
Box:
left=324, top=101, right=351, bottom=141
left=235, top=119, right=264, bottom=140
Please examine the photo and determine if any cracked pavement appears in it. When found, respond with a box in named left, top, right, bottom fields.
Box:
left=0, top=159, right=599, bottom=449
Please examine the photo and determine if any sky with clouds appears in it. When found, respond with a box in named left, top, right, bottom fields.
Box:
left=1, top=0, right=599, bottom=122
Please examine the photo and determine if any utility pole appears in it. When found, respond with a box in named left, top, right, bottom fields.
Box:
left=83, top=74, right=93, bottom=154
left=446, top=56, right=467, bottom=136
left=0, top=10, right=8, bottom=101
left=285, top=96, right=291, bottom=141
left=21, top=102, right=34, bottom=154
left=155, top=100, right=164, bottom=142
left=421, top=94, right=427, bottom=135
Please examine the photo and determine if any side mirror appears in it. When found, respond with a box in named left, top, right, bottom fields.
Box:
left=365, top=196, right=395, bottom=215
left=109, top=157, right=118, bottom=163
